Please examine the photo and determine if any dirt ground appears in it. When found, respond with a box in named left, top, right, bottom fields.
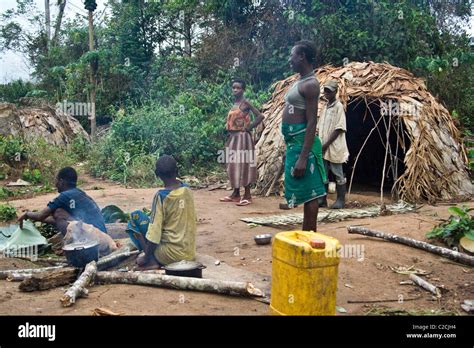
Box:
left=0, top=176, right=473, bottom=315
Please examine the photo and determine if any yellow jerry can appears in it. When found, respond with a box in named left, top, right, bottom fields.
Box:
left=270, top=230, right=341, bottom=315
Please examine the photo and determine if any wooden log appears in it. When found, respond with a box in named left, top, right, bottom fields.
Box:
left=0, top=266, right=65, bottom=280
left=347, top=226, right=474, bottom=266
left=7, top=273, right=32, bottom=282
left=19, top=267, right=78, bottom=292
left=60, top=261, right=97, bottom=307
left=97, top=249, right=140, bottom=271
left=409, top=274, right=441, bottom=297
left=96, top=271, right=265, bottom=298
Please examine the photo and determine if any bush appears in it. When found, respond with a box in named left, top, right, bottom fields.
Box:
left=0, top=135, right=75, bottom=187
left=22, top=168, right=42, bottom=184
left=89, top=76, right=269, bottom=185
left=0, top=80, right=34, bottom=103
left=24, top=138, right=75, bottom=186
left=0, top=136, right=27, bottom=166
left=0, top=204, right=16, bottom=221
left=69, top=135, right=92, bottom=161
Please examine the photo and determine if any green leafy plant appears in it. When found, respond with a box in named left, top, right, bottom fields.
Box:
left=468, top=148, right=474, bottom=173
left=426, top=206, right=474, bottom=247
left=0, top=203, right=17, bottom=222
left=101, top=205, right=130, bottom=223
left=22, top=168, right=42, bottom=184
left=0, top=136, right=26, bottom=165
left=0, top=187, right=14, bottom=200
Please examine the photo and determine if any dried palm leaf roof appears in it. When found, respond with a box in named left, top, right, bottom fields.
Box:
left=255, top=61, right=472, bottom=203
left=0, top=102, right=89, bottom=146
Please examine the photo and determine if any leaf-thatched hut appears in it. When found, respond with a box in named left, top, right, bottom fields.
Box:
left=255, top=61, right=473, bottom=203
left=0, top=100, right=89, bottom=146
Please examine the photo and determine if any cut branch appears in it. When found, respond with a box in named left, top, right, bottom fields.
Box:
left=97, top=249, right=139, bottom=271
left=96, top=271, right=265, bottom=298
left=409, top=274, right=441, bottom=297
left=60, top=261, right=97, bottom=307
left=0, top=266, right=65, bottom=280
left=347, top=226, right=474, bottom=266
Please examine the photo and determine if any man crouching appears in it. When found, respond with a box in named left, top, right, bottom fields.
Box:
left=126, top=155, right=197, bottom=269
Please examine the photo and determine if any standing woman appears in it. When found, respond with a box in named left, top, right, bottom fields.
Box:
left=282, top=40, right=327, bottom=232
left=220, top=79, right=264, bottom=206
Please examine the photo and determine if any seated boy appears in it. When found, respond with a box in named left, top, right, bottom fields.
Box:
left=18, top=167, right=107, bottom=235
left=126, top=155, right=197, bottom=268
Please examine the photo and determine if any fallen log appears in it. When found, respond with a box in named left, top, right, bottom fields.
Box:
left=60, top=261, right=97, bottom=307
left=0, top=266, right=65, bottom=280
left=7, top=273, right=31, bottom=282
left=96, top=271, right=265, bottom=298
left=409, top=274, right=441, bottom=297
left=347, top=226, right=474, bottom=267
left=19, top=267, right=78, bottom=292
left=97, top=249, right=140, bottom=271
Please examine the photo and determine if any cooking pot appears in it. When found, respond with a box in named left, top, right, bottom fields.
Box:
left=164, top=260, right=206, bottom=278
left=62, top=241, right=99, bottom=268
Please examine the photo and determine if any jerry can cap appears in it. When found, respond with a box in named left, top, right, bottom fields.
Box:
left=310, top=238, right=326, bottom=249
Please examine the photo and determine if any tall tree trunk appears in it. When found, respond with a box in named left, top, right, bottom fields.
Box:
left=44, top=0, right=51, bottom=48
left=88, top=10, right=97, bottom=142
left=183, top=12, right=192, bottom=57
left=52, top=0, right=67, bottom=45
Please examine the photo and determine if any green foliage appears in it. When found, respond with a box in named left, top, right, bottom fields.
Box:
left=21, top=168, right=42, bottom=184
left=69, top=135, right=92, bottom=162
left=35, top=222, right=59, bottom=239
left=426, top=206, right=474, bottom=247
left=23, top=138, right=75, bottom=186
left=88, top=69, right=267, bottom=185
left=0, top=79, right=34, bottom=103
left=0, top=136, right=27, bottom=166
left=0, top=135, right=75, bottom=188
left=0, top=203, right=16, bottom=221
left=101, top=205, right=130, bottom=223
left=0, top=187, right=14, bottom=200
left=468, top=148, right=474, bottom=173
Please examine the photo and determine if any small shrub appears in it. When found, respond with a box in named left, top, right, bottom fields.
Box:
left=0, top=136, right=27, bottom=165
left=22, top=168, right=43, bottom=184
left=0, top=204, right=16, bottom=221
left=426, top=206, right=474, bottom=247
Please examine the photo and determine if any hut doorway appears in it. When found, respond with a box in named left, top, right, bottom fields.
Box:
left=343, top=97, right=410, bottom=197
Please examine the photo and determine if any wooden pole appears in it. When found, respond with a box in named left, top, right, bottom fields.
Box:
left=96, top=271, right=265, bottom=298
left=87, top=9, right=97, bottom=142
left=44, top=0, right=51, bottom=47
left=0, top=266, right=65, bottom=280
left=347, top=226, right=474, bottom=266
left=52, top=0, right=67, bottom=45
left=380, top=100, right=392, bottom=206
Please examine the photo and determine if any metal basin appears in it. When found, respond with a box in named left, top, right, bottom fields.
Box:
left=254, top=234, right=272, bottom=245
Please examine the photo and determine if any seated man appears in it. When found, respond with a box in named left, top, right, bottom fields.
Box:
left=18, top=167, right=107, bottom=235
left=126, top=155, right=196, bottom=268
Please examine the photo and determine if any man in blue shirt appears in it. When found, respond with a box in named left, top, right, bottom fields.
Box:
left=18, top=167, right=107, bottom=235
